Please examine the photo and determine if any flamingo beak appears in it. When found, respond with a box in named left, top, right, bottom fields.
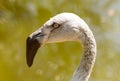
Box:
left=26, top=37, right=41, bottom=67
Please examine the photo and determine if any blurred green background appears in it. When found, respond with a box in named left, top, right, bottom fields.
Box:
left=0, top=0, right=120, bottom=81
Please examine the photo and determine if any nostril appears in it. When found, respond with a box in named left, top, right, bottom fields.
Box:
left=33, top=32, right=45, bottom=39
left=34, top=32, right=41, bottom=36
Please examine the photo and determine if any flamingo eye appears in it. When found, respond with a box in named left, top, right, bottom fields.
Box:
left=52, top=23, right=60, bottom=28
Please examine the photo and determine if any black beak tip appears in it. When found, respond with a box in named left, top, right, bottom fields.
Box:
left=27, top=61, right=33, bottom=67
left=26, top=37, right=40, bottom=67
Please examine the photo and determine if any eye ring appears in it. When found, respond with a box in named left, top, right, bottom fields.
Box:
left=52, top=23, right=60, bottom=28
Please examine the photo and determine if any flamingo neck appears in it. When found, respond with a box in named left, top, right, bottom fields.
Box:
left=72, top=29, right=96, bottom=81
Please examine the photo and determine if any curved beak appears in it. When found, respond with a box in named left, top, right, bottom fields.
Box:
left=26, top=27, right=47, bottom=67
left=26, top=37, right=41, bottom=67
